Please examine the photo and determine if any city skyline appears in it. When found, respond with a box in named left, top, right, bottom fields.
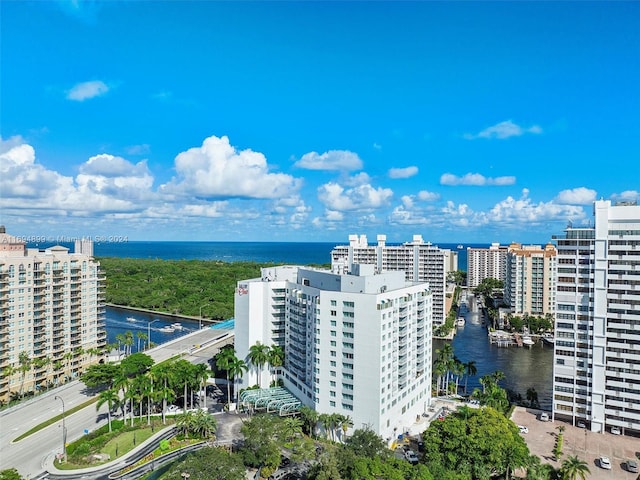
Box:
left=1, top=1, right=638, bottom=244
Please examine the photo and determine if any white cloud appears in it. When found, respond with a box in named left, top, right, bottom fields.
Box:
left=66, top=80, right=109, bottom=101
left=295, top=150, right=363, bottom=171
left=161, top=135, right=302, bottom=199
left=487, top=190, right=586, bottom=225
left=344, top=172, right=371, bottom=187
left=417, top=190, right=440, bottom=201
left=611, top=190, right=640, bottom=203
left=555, top=187, right=597, bottom=205
left=464, top=120, right=542, bottom=140
left=373, top=142, right=382, bottom=150
left=388, top=166, right=418, bottom=179
left=0, top=138, right=154, bottom=214
left=440, top=173, right=516, bottom=186
left=317, top=181, right=393, bottom=211
left=389, top=206, right=431, bottom=226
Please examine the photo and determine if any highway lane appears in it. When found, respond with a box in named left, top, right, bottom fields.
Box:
left=0, top=327, right=234, bottom=479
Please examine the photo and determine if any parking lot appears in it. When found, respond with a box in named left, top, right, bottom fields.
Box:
left=511, top=407, right=640, bottom=479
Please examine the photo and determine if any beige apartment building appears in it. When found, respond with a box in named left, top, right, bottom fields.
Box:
left=0, top=227, right=105, bottom=403
left=503, top=242, right=557, bottom=316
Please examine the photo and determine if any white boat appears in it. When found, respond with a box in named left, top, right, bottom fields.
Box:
left=457, top=244, right=464, bottom=249
left=456, top=317, right=465, bottom=327
left=171, top=322, right=184, bottom=330
left=159, top=326, right=175, bottom=333
left=126, top=317, right=137, bottom=322
left=522, top=335, right=535, bottom=346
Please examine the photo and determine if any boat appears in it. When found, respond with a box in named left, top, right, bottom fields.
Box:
left=171, top=322, right=184, bottom=330
left=541, top=333, right=555, bottom=345
left=159, top=326, right=175, bottom=333
left=126, top=317, right=137, bottom=322
left=457, top=244, right=464, bottom=249
left=522, top=335, right=535, bottom=346
left=456, top=317, right=465, bottom=327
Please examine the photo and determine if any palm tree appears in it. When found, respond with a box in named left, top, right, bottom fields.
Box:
left=124, top=331, right=134, bottom=356
left=151, top=362, right=176, bottom=425
left=18, top=351, right=32, bottom=397
left=247, top=342, right=270, bottom=388
left=560, top=455, right=590, bottom=480
left=464, top=360, right=477, bottom=394
left=215, top=347, right=237, bottom=407
left=339, top=414, right=353, bottom=441
left=191, top=409, right=217, bottom=439
left=298, top=405, right=319, bottom=437
left=136, top=332, right=147, bottom=353
left=228, top=357, right=248, bottom=404
left=52, top=360, right=64, bottom=386
left=193, top=363, right=210, bottom=410
left=113, top=370, right=131, bottom=422
left=491, top=370, right=505, bottom=385
left=173, top=359, right=194, bottom=410
left=115, top=333, right=126, bottom=357
left=267, top=344, right=284, bottom=385
left=96, top=388, right=120, bottom=432
left=3, top=365, right=16, bottom=399
left=282, top=416, right=303, bottom=442
left=63, top=351, right=74, bottom=382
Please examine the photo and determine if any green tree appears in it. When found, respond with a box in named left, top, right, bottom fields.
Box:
left=81, top=363, right=120, bottom=389
left=162, top=446, right=245, bottom=480
left=526, top=387, right=539, bottom=408
left=240, top=414, right=282, bottom=474
left=96, top=388, right=120, bottom=432
left=0, top=468, right=23, bottom=480
left=215, top=347, right=237, bottom=407
left=422, top=407, right=529, bottom=479
left=464, top=360, right=477, bottom=394
left=247, top=342, right=270, bottom=388
left=299, top=405, right=319, bottom=437
left=560, top=455, right=590, bottom=480
left=307, top=453, right=343, bottom=480
left=267, top=344, right=284, bottom=385
left=120, top=352, right=154, bottom=377
left=18, top=351, right=31, bottom=397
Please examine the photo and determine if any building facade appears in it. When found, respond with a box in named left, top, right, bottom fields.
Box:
left=504, top=243, right=557, bottom=317
left=331, top=234, right=453, bottom=326
left=234, top=264, right=433, bottom=441
left=552, top=200, right=640, bottom=436
left=466, top=243, right=508, bottom=288
left=0, top=228, right=105, bottom=403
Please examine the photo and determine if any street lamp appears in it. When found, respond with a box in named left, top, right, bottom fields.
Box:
left=54, top=395, right=67, bottom=462
left=147, top=319, right=160, bottom=350
left=199, top=304, right=210, bottom=330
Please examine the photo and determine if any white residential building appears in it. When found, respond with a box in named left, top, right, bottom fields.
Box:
left=331, top=234, right=453, bottom=326
left=552, top=200, right=640, bottom=436
left=466, top=243, right=508, bottom=288
left=0, top=227, right=105, bottom=403
left=504, top=243, right=557, bottom=316
left=234, top=263, right=433, bottom=441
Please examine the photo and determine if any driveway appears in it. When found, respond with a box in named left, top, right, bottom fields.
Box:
left=511, top=407, right=639, bottom=479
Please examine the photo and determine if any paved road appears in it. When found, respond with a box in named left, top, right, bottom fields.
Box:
left=0, top=327, right=234, bottom=479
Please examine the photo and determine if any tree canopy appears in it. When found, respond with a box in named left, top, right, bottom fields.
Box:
left=422, top=407, right=530, bottom=480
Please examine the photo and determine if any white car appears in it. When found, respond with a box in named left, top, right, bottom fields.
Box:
left=404, top=450, right=419, bottom=465
left=518, top=425, right=528, bottom=434
left=611, top=426, right=621, bottom=435
left=599, top=456, right=612, bottom=470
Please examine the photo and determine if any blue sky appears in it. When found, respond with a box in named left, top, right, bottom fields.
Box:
left=1, top=1, right=638, bottom=244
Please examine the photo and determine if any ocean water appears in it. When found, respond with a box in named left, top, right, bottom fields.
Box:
left=29, top=241, right=487, bottom=272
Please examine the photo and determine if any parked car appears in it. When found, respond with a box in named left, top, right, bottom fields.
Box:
left=599, top=456, right=612, bottom=470
left=518, top=425, right=529, bottom=434
left=611, top=426, right=621, bottom=435
left=577, top=421, right=586, bottom=428
left=626, top=459, right=639, bottom=473
left=404, top=450, right=419, bottom=465
left=539, top=412, right=550, bottom=422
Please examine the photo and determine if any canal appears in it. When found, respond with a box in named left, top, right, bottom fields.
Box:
left=434, top=293, right=554, bottom=410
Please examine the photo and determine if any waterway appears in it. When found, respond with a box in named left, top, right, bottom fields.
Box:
left=105, top=306, right=202, bottom=351
left=433, top=293, right=554, bottom=410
